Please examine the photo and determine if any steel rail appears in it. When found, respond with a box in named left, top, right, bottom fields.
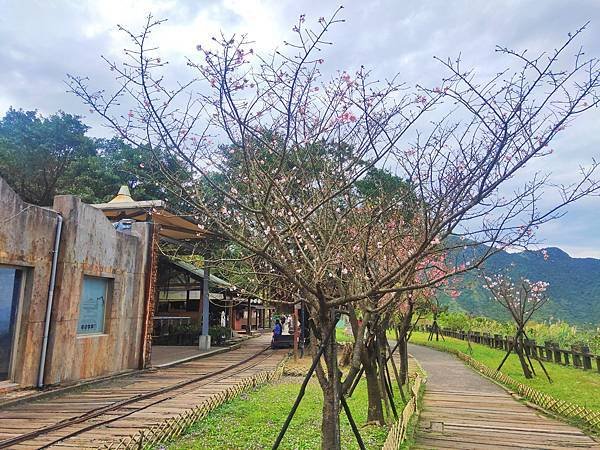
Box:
left=0, top=345, right=274, bottom=449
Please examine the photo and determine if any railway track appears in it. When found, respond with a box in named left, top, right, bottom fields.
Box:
left=0, top=335, right=284, bottom=449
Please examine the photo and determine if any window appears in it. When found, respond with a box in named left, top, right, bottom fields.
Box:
left=77, top=276, right=109, bottom=335
left=0, top=267, right=23, bottom=381
left=186, top=299, right=200, bottom=311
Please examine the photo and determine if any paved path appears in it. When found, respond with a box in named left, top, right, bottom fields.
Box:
left=409, top=343, right=600, bottom=449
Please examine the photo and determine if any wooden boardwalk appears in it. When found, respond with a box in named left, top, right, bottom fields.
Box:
left=0, top=334, right=284, bottom=449
left=409, top=344, right=600, bottom=449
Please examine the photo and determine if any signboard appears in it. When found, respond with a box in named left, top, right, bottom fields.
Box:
left=77, top=276, right=108, bottom=334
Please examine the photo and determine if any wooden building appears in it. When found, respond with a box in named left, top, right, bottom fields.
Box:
left=93, top=187, right=274, bottom=340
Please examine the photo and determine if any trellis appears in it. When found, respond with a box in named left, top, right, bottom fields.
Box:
left=102, top=362, right=286, bottom=450
left=419, top=342, right=600, bottom=435
left=382, top=373, right=423, bottom=450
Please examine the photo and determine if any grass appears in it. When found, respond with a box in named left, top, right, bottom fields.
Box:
left=410, top=331, right=600, bottom=411
left=167, top=373, right=405, bottom=450
left=336, top=327, right=354, bottom=343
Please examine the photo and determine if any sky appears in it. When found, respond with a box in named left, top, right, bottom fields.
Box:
left=1, top=0, right=599, bottom=257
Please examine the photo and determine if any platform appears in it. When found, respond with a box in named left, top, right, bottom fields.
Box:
left=0, top=334, right=284, bottom=449
left=151, top=345, right=228, bottom=367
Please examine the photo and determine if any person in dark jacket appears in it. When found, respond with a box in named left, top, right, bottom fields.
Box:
left=273, top=319, right=282, bottom=336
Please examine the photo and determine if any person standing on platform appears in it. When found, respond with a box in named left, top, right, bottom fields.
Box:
left=280, top=315, right=287, bottom=334
left=273, top=319, right=282, bottom=336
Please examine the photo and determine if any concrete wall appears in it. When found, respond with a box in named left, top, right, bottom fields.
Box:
left=0, top=178, right=151, bottom=387
left=0, top=178, right=57, bottom=386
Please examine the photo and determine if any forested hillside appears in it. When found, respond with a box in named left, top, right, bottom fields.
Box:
left=446, top=246, right=600, bottom=326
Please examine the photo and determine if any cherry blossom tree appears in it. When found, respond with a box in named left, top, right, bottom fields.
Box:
left=484, top=273, right=551, bottom=380
left=67, top=9, right=600, bottom=448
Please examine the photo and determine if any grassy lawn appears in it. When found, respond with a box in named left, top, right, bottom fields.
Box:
left=410, top=331, right=600, bottom=411
left=336, top=327, right=354, bottom=343
left=167, top=373, right=404, bottom=450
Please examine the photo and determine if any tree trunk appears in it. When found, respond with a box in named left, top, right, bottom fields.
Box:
left=321, top=376, right=341, bottom=450
left=516, top=335, right=533, bottom=379
left=363, top=352, right=385, bottom=424
left=377, top=343, right=392, bottom=420
left=398, top=335, right=409, bottom=385
left=397, top=303, right=414, bottom=385
left=316, top=307, right=341, bottom=450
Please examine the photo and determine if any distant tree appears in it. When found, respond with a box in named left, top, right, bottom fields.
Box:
left=484, top=273, right=551, bottom=380
left=0, top=108, right=94, bottom=205
left=69, top=137, right=191, bottom=205
left=0, top=109, right=190, bottom=206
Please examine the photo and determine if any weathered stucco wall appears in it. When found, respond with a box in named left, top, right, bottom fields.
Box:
left=0, top=178, right=151, bottom=387
left=44, top=195, right=151, bottom=384
left=0, top=178, right=57, bottom=386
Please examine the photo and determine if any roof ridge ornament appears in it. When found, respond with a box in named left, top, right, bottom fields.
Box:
left=108, top=185, right=134, bottom=203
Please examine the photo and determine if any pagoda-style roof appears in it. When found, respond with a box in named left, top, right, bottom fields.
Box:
left=92, top=186, right=208, bottom=241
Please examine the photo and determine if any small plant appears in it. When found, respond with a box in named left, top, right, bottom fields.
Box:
left=209, top=326, right=232, bottom=346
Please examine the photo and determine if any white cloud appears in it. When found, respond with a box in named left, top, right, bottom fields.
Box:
left=0, top=0, right=599, bottom=255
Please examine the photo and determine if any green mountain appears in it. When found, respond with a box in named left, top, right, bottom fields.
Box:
left=444, top=246, right=600, bottom=326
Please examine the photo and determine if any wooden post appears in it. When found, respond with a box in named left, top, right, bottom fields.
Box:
left=544, top=341, right=553, bottom=361
left=246, top=298, right=251, bottom=335
left=552, top=343, right=561, bottom=365
left=536, top=344, right=544, bottom=359
left=229, top=294, right=234, bottom=331
left=582, top=345, right=592, bottom=370
left=562, top=350, right=570, bottom=366
left=140, top=223, right=159, bottom=369
left=528, top=340, right=538, bottom=359
left=572, top=344, right=582, bottom=368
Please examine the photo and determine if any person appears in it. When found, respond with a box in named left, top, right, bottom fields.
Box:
left=273, top=319, right=282, bottom=336
left=280, top=315, right=286, bottom=333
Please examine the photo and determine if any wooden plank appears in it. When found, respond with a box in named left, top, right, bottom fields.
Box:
left=0, top=335, right=283, bottom=449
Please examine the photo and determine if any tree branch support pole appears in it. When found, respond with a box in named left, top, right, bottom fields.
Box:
left=386, top=340, right=406, bottom=403
left=272, top=317, right=337, bottom=450
left=347, top=366, right=363, bottom=398
left=522, top=329, right=553, bottom=383
left=340, top=395, right=366, bottom=450
left=497, top=334, right=516, bottom=372
left=378, top=338, right=397, bottom=420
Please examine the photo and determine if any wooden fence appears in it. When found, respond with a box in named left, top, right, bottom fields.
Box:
left=416, top=340, right=600, bottom=436
left=102, top=362, right=286, bottom=450
left=101, top=355, right=427, bottom=450
left=382, top=373, right=423, bottom=450
left=425, top=326, right=600, bottom=373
